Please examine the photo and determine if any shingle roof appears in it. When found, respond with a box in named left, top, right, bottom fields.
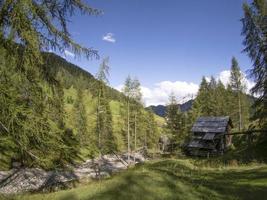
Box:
left=191, top=116, right=233, bottom=133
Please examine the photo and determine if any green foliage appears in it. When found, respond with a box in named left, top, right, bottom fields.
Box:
left=96, top=83, right=116, bottom=153
left=73, top=88, right=88, bottom=145
left=241, top=0, right=267, bottom=128
left=13, top=159, right=267, bottom=200
left=0, top=51, right=161, bottom=169
left=165, top=93, right=185, bottom=142
left=0, top=1, right=161, bottom=170
left=119, top=76, right=160, bottom=158
left=95, top=58, right=116, bottom=154
left=190, top=58, right=252, bottom=132
left=0, top=0, right=100, bottom=68
left=229, top=57, right=250, bottom=130
left=0, top=48, right=67, bottom=169
left=143, top=110, right=160, bottom=149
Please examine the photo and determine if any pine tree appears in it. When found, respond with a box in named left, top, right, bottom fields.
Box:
left=241, top=0, right=267, bottom=127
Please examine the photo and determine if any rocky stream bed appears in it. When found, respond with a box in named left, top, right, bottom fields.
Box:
left=0, top=153, right=145, bottom=194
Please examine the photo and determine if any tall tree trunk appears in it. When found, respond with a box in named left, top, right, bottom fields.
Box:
left=145, top=131, right=147, bottom=148
left=127, top=99, right=130, bottom=162
left=98, top=89, right=101, bottom=150
left=238, top=92, right=242, bottom=131
left=134, top=113, right=136, bottom=163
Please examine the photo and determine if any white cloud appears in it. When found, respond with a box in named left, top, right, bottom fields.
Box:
left=116, top=81, right=198, bottom=106
left=217, top=70, right=255, bottom=93
left=115, top=70, right=256, bottom=106
left=102, top=33, right=116, bottom=43
left=64, top=50, right=75, bottom=58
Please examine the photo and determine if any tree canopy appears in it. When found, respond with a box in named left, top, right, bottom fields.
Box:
left=0, top=0, right=100, bottom=69
left=241, top=0, right=267, bottom=126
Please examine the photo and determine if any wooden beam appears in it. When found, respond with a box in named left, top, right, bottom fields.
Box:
left=226, top=130, right=267, bottom=135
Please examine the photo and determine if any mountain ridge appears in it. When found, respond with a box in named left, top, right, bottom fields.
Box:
left=147, top=99, right=194, bottom=117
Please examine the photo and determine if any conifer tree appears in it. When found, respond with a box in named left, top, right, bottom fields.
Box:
left=208, top=76, right=219, bottom=115
left=230, top=57, right=249, bottom=131
left=144, top=110, right=159, bottom=149
left=215, top=80, right=228, bottom=116
left=0, top=48, right=67, bottom=168
left=0, top=1, right=102, bottom=168
left=74, top=87, right=88, bottom=145
left=192, top=77, right=212, bottom=116
left=229, top=57, right=246, bottom=130
left=165, top=93, right=183, bottom=142
left=241, top=0, right=267, bottom=127
left=95, top=57, right=115, bottom=154
left=122, top=76, right=142, bottom=161
left=0, top=0, right=100, bottom=72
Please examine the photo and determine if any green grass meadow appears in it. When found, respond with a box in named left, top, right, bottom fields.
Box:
left=4, top=159, right=267, bottom=200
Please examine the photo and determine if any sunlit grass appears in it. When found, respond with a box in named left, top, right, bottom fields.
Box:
left=5, top=159, right=266, bottom=200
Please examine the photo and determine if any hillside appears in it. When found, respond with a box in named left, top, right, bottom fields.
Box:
left=0, top=51, right=163, bottom=170
left=43, top=52, right=125, bottom=102
left=148, top=99, right=194, bottom=117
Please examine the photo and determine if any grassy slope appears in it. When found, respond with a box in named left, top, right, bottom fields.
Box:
left=64, top=87, right=165, bottom=155
left=9, top=159, right=267, bottom=200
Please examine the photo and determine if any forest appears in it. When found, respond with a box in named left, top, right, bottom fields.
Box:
left=0, top=0, right=267, bottom=199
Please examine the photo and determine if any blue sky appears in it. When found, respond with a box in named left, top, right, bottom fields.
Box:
left=59, top=0, right=254, bottom=105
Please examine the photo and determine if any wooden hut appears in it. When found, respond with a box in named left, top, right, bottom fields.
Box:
left=186, top=116, right=233, bottom=156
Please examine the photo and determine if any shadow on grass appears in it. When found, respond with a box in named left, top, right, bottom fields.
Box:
left=149, top=160, right=267, bottom=200
left=17, top=159, right=267, bottom=200
left=59, top=193, right=79, bottom=200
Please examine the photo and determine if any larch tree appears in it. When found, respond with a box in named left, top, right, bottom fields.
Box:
left=131, top=78, right=142, bottom=160
left=122, top=76, right=142, bottom=162
left=0, top=0, right=101, bottom=168
left=74, top=86, right=88, bottom=145
left=0, top=0, right=100, bottom=70
left=229, top=57, right=246, bottom=131
left=95, top=57, right=115, bottom=154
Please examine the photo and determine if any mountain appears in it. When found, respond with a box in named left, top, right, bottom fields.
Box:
left=43, top=52, right=125, bottom=102
left=180, top=99, right=194, bottom=112
left=0, top=51, right=163, bottom=170
left=148, top=99, right=194, bottom=117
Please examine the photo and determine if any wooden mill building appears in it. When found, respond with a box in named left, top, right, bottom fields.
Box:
left=186, top=116, right=233, bottom=156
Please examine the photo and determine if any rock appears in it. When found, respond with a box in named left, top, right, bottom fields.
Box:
left=0, top=152, right=146, bottom=194
left=11, top=162, right=21, bottom=169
